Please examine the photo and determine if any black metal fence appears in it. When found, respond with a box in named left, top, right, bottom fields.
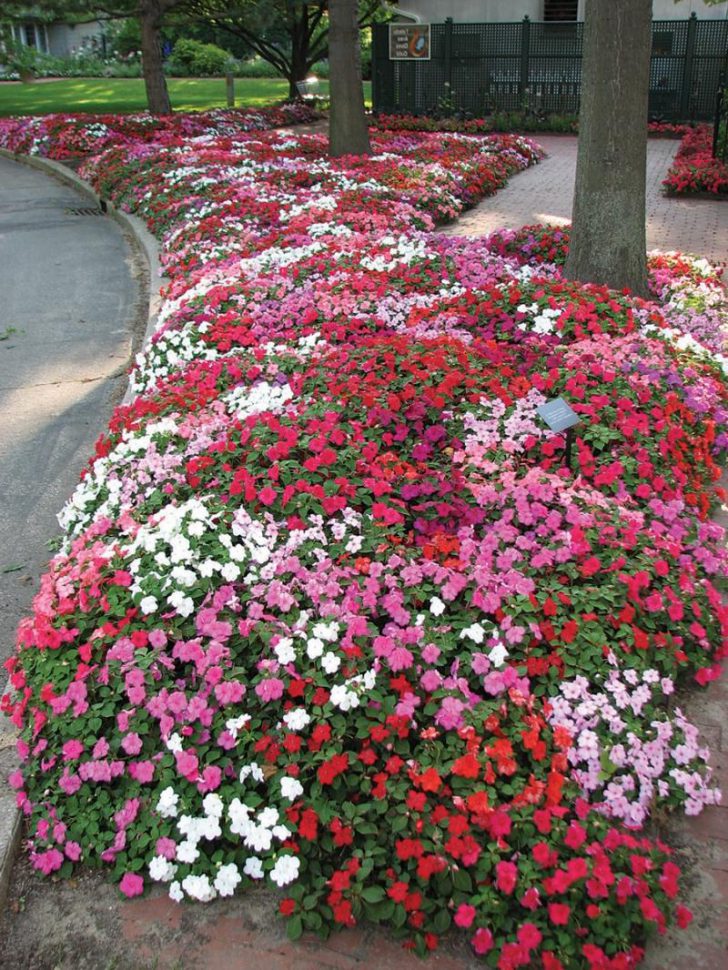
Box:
left=372, top=14, right=728, bottom=123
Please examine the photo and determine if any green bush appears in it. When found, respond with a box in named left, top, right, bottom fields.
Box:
left=167, top=38, right=233, bottom=77
left=234, top=56, right=281, bottom=79
left=0, top=49, right=143, bottom=80
left=310, top=59, right=329, bottom=79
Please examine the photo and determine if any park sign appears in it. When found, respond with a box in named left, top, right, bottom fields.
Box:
left=537, top=397, right=580, bottom=469
left=389, top=23, right=431, bottom=60
left=536, top=397, right=580, bottom=434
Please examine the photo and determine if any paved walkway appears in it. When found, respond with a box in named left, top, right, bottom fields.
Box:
left=441, top=135, right=728, bottom=268
left=1, top=136, right=728, bottom=970
left=0, top=157, right=143, bottom=670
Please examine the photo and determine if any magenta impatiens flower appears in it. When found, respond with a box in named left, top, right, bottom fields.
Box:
left=119, top=872, right=144, bottom=898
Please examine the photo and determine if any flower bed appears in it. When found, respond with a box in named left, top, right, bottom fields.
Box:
left=370, top=115, right=692, bottom=139
left=2, top=114, right=728, bottom=969
left=662, top=125, right=728, bottom=197
left=0, top=102, right=319, bottom=159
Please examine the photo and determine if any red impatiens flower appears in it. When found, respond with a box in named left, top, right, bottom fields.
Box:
left=317, top=752, right=349, bottom=785
left=495, top=860, right=518, bottom=894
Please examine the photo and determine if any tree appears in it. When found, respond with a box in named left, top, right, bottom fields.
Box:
left=328, top=0, right=370, bottom=156
left=564, top=0, right=652, bottom=297
left=189, top=1, right=385, bottom=101
left=566, top=0, right=728, bottom=296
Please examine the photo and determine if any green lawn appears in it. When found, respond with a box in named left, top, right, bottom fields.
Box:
left=0, top=77, right=371, bottom=117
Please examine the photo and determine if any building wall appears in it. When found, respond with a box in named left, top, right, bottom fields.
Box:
left=46, top=22, right=106, bottom=58
left=393, top=1, right=727, bottom=23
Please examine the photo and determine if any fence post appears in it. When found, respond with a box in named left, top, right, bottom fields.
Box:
left=713, top=71, right=725, bottom=159
left=443, top=17, right=454, bottom=110
left=520, top=15, right=531, bottom=102
left=680, top=12, right=698, bottom=119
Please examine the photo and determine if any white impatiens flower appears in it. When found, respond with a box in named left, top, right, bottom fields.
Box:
left=165, top=733, right=183, bottom=754
left=306, top=637, right=324, bottom=659
left=244, top=824, right=273, bottom=853
left=258, top=806, right=279, bottom=829
left=429, top=596, right=446, bottom=616
left=280, top=776, right=304, bottom=802
left=321, top=651, right=341, bottom=674
left=220, top=561, right=240, bottom=582
left=488, top=642, right=509, bottom=667
left=149, top=855, right=177, bottom=882
left=270, top=854, right=300, bottom=888
left=176, top=840, right=201, bottom=864
left=203, top=793, right=224, bottom=818
left=282, top=708, right=310, bottom=732
left=240, top=762, right=265, bottom=785
left=168, top=589, right=195, bottom=617
left=312, top=621, right=340, bottom=642
left=243, top=856, right=264, bottom=879
left=460, top=622, right=486, bottom=644
left=329, top=683, right=360, bottom=711
left=182, top=873, right=216, bottom=902
left=214, top=863, right=242, bottom=897
left=156, top=786, right=180, bottom=818
left=140, top=595, right=159, bottom=615
left=169, top=881, right=184, bottom=902
left=274, top=637, right=296, bottom=665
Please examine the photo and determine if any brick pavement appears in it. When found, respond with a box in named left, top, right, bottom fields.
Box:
left=441, top=135, right=728, bottom=269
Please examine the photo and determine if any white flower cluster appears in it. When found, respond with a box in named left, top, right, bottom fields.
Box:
left=153, top=763, right=303, bottom=903
left=642, top=323, right=728, bottom=378
left=58, top=415, right=184, bottom=539
left=222, top=379, right=294, bottom=420
left=515, top=300, right=563, bottom=335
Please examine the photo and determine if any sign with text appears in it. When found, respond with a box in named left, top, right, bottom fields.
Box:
left=389, top=24, right=431, bottom=60
left=536, top=397, right=580, bottom=433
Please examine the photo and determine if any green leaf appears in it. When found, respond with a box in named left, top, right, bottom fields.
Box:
left=360, top=885, right=386, bottom=903
left=433, top=909, right=451, bottom=934
left=286, top=915, right=303, bottom=941
left=452, top=868, right=472, bottom=892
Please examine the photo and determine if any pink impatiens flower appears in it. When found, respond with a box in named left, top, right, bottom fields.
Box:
left=119, top=872, right=144, bottom=897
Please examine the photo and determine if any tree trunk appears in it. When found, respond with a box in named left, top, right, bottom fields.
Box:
left=288, top=4, right=310, bottom=101
left=328, top=0, right=371, bottom=157
left=564, top=0, right=652, bottom=297
left=140, top=0, right=172, bottom=116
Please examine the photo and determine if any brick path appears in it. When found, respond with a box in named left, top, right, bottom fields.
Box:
left=440, top=135, right=728, bottom=269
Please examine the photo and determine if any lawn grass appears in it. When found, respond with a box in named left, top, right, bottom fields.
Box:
left=0, top=76, right=371, bottom=117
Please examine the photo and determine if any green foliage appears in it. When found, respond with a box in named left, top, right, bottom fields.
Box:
left=233, top=56, right=280, bottom=79
left=167, top=38, right=234, bottom=77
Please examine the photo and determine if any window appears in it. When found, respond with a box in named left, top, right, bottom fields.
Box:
left=23, top=24, right=38, bottom=49
left=544, top=1, right=578, bottom=21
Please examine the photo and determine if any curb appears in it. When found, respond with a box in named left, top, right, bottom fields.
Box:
left=0, top=676, right=21, bottom=914
left=0, top=148, right=164, bottom=911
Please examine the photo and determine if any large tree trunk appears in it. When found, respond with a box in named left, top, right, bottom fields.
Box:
left=140, top=0, right=172, bottom=116
left=564, top=0, right=652, bottom=297
left=328, top=0, right=371, bottom=157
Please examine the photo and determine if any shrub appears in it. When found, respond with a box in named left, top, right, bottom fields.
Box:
left=234, top=56, right=281, bottom=79
left=167, top=38, right=233, bottom=77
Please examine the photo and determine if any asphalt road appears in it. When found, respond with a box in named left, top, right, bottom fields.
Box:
left=0, top=156, right=143, bottom=668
